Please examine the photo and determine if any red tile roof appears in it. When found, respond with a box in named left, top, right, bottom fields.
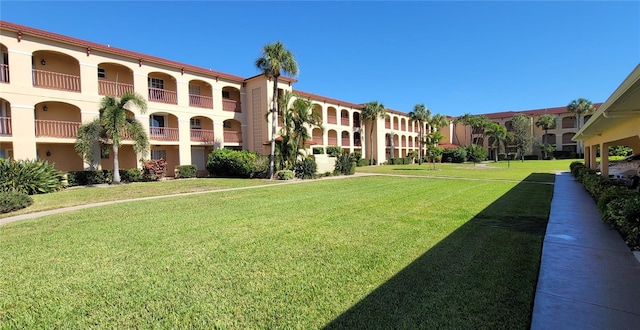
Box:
left=293, top=90, right=362, bottom=109
left=484, top=103, right=602, bottom=119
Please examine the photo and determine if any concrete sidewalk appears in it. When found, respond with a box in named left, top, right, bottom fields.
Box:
left=531, top=172, right=640, bottom=329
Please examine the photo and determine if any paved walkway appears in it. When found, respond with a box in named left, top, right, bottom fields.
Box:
left=531, top=172, right=640, bottom=329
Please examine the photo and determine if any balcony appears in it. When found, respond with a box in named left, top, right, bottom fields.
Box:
left=354, top=140, right=362, bottom=147
left=222, top=99, right=241, bottom=112
left=0, top=117, right=11, bottom=136
left=148, top=87, right=177, bottom=104
left=353, top=119, right=361, bottom=128
left=312, top=136, right=323, bottom=145
left=341, top=117, right=349, bottom=126
left=328, top=137, right=338, bottom=145
left=327, top=115, right=337, bottom=125
left=149, top=127, right=179, bottom=141
left=35, top=119, right=80, bottom=138
left=342, top=138, right=350, bottom=146
left=32, top=69, right=80, bottom=92
left=189, top=95, right=213, bottom=109
left=99, top=80, right=134, bottom=97
left=190, top=129, right=214, bottom=143
left=0, top=64, right=8, bottom=83
left=223, top=131, right=242, bottom=143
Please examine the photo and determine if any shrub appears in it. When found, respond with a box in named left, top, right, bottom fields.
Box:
left=451, top=148, right=467, bottom=163
left=175, top=165, right=198, bottom=179
left=350, top=152, right=362, bottom=163
left=312, top=147, right=324, bottom=155
left=523, top=155, right=539, bottom=160
left=142, top=159, right=168, bottom=181
left=294, top=157, right=317, bottom=179
left=0, top=158, right=64, bottom=195
left=466, top=145, right=487, bottom=164
left=206, top=149, right=268, bottom=178
left=335, top=153, right=356, bottom=175
left=358, top=158, right=370, bottom=167
left=276, top=170, right=294, bottom=180
left=326, top=146, right=342, bottom=157
left=66, top=170, right=106, bottom=186
left=0, top=191, right=33, bottom=214
left=121, top=168, right=144, bottom=182
left=498, top=153, right=507, bottom=161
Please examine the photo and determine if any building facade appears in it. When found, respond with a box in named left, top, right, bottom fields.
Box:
left=0, top=21, right=604, bottom=175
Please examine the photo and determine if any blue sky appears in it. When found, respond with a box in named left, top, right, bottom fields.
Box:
left=1, top=1, right=639, bottom=116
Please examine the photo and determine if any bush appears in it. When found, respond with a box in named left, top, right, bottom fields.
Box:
left=523, top=155, right=539, bottom=160
left=66, top=170, right=107, bottom=186
left=466, top=145, right=487, bottom=163
left=358, top=158, right=370, bottom=167
left=294, top=157, right=317, bottom=179
left=335, top=153, right=356, bottom=175
left=0, top=158, right=64, bottom=195
left=276, top=170, right=294, bottom=180
left=498, top=153, right=507, bottom=161
left=206, top=149, right=268, bottom=178
left=451, top=148, right=467, bottom=163
left=312, top=147, right=324, bottom=155
left=0, top=191, right=33, bottom=213
left=175, top=165, right=198, bottom=179
left=350, top=152, right=362, bottom=163
left=120, top=168, right=144, bottom=182
left=326, top=146, right=342, bottom=157
left=142, top=159, right=168, bottom=181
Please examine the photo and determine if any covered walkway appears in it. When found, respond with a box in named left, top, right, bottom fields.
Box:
left=531, top=172, right=640, bottom=329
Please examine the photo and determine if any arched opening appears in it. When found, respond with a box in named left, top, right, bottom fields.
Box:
left=327, top=130, right=338, bottom=146
left=312, top=127, right=323, bottom=145
left=1, top=43, right=9, bottom=83
left=148, top=72, right=177, bottom=104
left=34, top=101, right=81, bottom=138
left=562, top=116, right=577, bottom=129
left=32, top=50, right=80, bottom=92
left=223, top=119, right=243, bottom=144
left=401, top=118, right=406, bottom=131
left=354, top=132, right=362, bottom=147
left=385, top=115, right=391, bottom=129
left=149, top=112, right=179, bottom=141
left=190, top=116, right=214, bottom=143
left=222, top=86, right=241, bottom=112
left=327, top=107, right=337, bottom=125
left=0, top=98, right=11, bottom=136
left=393, top=117, right=399, bottom=130
left=97, top=62, right=134, bottom=96
left=340, top=110, right=349, bottom=126
left=341, top=131, right=350, bottom=146
left=189, top=80, right=213, bottom=109
left=353, top=112, right=361, bottom=128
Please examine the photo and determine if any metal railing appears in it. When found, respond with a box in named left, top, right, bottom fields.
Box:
left=0, top=64, right=8, bottom=83
left=341, top=117, right=349, bottom=126
left=148, top=87, right=177, bottom=104
left=327, top=115, right=337, bottom=125
left=190, top=129, right=214, bottom=142
left=98, top=80, right=134, bottom=97
left=223, top=130, right=242, bottom=143
left=32, top=69, right=80, bottom=92
left=222, top=99, right=241, bottom=112
left=189, top=94, right=213, bottom=109
left=149, top=127, right=179, bottom=141
left=0, top=117, right=11, bottom=136
left=35, top=119, right=80, bottom=138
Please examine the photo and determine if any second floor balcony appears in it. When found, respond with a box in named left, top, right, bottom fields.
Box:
left=222, top=99, right=241, bottom=112
left=149, top=127, right=179, bottom=141
left=0, top=64, right=8, bottom=83
left=148, top=87, right=177, bottom=105
left=32, top=69, right=80, bottom=92
left=35, top=119, right=80, bottom=138
left=223, top=131, right=242, bottom=143
left=189, top=94, right=213, bottom=109
left=190, top=129, right=214, bottom=143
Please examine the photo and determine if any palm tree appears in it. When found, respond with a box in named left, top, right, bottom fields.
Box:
left=484, top=122, right=508, bottom=162
left=535, top=114, right=557, bottom=159
left=361, top=101, right=387, bottom=165
left=424, top=131, right=444, bottom=169
left=458, top=113, right=473, bottom=146
left=408, top=104, right=431, bottom=165
left=567, top=98, right=595, bottom=157
left=429, top=113, right=449, bottom=141
left=277, top=92, right=322, bottom=170
left=255, top=41, right=299, bottom=178
left=75, top=92, right=149, bottom=184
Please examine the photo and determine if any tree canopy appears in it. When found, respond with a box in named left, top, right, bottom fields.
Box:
left=361, top=101, right=387, bottom=164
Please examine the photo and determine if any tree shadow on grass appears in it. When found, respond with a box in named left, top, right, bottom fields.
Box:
left=324, top=173, right=555, bottom=329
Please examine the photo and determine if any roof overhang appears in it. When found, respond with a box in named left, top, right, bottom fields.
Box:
left=574, top=64, right=640, bottom=141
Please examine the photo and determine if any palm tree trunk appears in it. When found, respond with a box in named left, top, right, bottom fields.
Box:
left=112, top=144, right=121, bottom=184
left=269, top=76, right=278, bottom=179
left=544, top=128, right=548, bottom=158
left=418, top=125, right=423, bottom=165
left=369, top=125, right=374, bottom=165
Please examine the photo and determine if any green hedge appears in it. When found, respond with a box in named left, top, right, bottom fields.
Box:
left=175, top=165, right=198, bottom=179
left=326, top=146, right=342, bottom=157
left=67, top=169, right=143, bottom=186
left=276, top=170, right=294, bottom=180
left=294, top=157, right=317, bottom=179
left=0, top=191, right=33, bottom=214
left=523, top=155, right=539, bottom=160
left=570, top=162, right=640, bottom=248
left=312, top=147, right=324, bottom=155
left=206, top=149, right=268, bottom=178
left=358, top=158, right=370, bottom=167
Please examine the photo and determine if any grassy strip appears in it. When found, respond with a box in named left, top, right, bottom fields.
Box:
left=356, top=159, right=575, bottom=182
left=0, top=178, right=278, bottom=219
left=0, top=175, right=552, bottom=328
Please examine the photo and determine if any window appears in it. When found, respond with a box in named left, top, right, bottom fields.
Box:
left=100, top=149, right=109, bottom=159
left=189, top=85, right=201, bottom=95
left=148, top=77, right=164, bottom=89
left=222, top=90, right=230, bottom=99
left=190, top=118, right=201, bottom=128
left=150, top=115, right=166, bottom=136
left=151, top=149, right=167, bottom=160
left=97, top=68, right=106, bottom=79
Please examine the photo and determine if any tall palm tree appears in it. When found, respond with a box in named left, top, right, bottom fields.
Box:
left=485, top=122, right=508, bottom=162
left=75, top=92, right=149, bottom=184
left=408, top=104, right=431, bottom=165
left=361, top=101, right=387, bottom=165
left=535, top=114, right=557, bottom=158
left=429, top=113, right=449, bottom=142
left=458, top=113, right=473, bottom=146
left=567, top=98, right=595, bottom=157
left=255, top=41, right=299, bottom=178
left=277, top=92, right=322, bottom=170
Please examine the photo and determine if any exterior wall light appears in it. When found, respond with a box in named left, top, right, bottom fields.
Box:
left=43, top=105, right=48, bottom=111
left=45, top=151, right=51, bottom=157
left=41, top=59, right=46, bottom=65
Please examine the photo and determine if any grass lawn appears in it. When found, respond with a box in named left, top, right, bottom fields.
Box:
left=0, top=178, right=279, bottom=219
left=0, top=158, right=561, bottom=329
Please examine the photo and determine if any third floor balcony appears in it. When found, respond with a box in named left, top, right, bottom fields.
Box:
left=32, top=50, right=81, bottom=92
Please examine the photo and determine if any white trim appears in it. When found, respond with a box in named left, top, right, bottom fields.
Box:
left=80, top=62, right=97, bottom=68
left=10, top=104, right=35, bottom=110
left=81, top=110, right=100, bottom=115
left=7, top=49, right=31, bottom=56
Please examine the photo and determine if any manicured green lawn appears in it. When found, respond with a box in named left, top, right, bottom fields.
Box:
left=356, top=159, right=577, bottom=182
left=0, top=178, right=278, bottom=219
left=1, top=171, right=554, bottom=328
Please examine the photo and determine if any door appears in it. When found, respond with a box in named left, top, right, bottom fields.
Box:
left=191, top=147, right=205, bottom=171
